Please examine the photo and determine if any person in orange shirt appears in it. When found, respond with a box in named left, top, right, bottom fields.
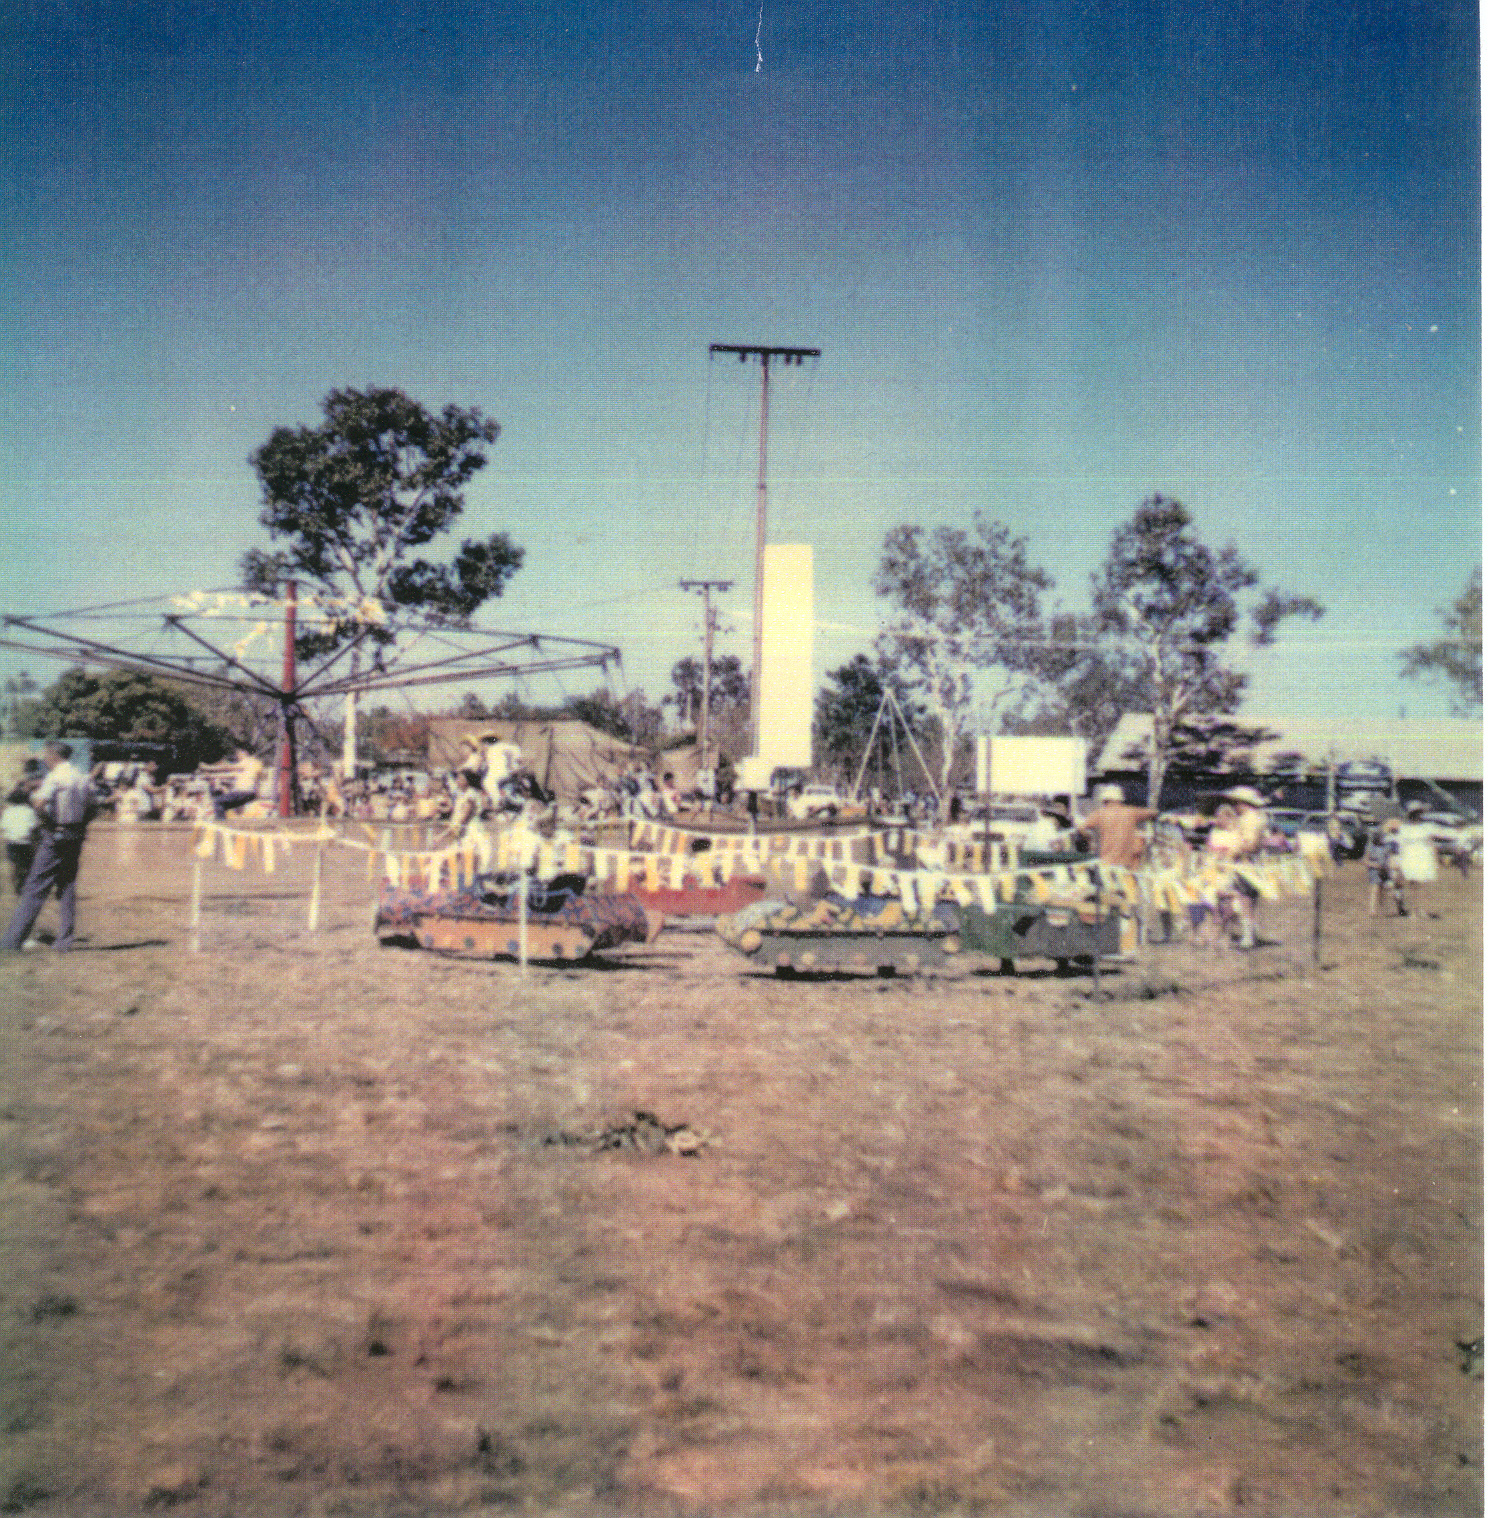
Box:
left=1077, top=784, right=1158, bottom=868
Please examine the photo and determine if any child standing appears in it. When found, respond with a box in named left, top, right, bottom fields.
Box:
left=2, top=782, right=40, bottom=894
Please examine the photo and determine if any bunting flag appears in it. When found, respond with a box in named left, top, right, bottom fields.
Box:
left=185, top=818, right=1317, bottom=944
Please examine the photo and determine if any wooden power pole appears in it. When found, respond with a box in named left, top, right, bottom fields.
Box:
left=709, top=343, right=820, bottom=755
left=678, top=579, right=732, bottom=761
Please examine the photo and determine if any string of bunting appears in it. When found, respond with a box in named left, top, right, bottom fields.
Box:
left=189, top=818, right=1322, bottom=917
left=626, top=820, right=1017, bottom=873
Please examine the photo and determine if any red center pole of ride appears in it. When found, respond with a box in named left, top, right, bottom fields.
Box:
left=278, top=580, right=297, bottom=817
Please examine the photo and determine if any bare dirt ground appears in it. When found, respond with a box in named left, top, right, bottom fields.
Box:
left=0, top=825, right=1480, bottom=1517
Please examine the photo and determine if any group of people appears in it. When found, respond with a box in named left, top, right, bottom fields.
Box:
left=1073, top=782, right=1272, bottom=949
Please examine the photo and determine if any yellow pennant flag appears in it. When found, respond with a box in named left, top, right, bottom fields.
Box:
left=226, top=831, right=247, bottom=871
left=1030, top=873, right=1052, bottom=903
left=997, top=873, right=1016, bottom=903
left=643, top=855, right=660, bottom=893
left=194, top=826, right=216, bottom=861
left=261, top=834, right=275, bottom=873
left=975, top=875, right=997, bottom=911
left=612, top=854, right=628, bottom=891
left=871, top=869, right=892, bottom=895
left=898, top=874, right=919, bottom=914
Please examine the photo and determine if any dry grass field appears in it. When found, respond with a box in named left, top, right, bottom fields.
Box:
left=0, top=824, right=1480, bottom=1517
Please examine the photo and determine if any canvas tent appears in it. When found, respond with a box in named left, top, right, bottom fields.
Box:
left=427, top=719, right=648, bottom=803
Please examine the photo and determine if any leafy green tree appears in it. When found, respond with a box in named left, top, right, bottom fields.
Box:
left=873, top=514, right=1052, bottom=797
left=557, top=688, right=665, bottom=748
left=241, top=386, right=523, bottom=773
left=1399, top=566, right=1482, bottom=715
left=2, top=672, right=39, bottom=739
left=1002, top=613, right=1153, bottom=750
left=666, top=655, right=750, bottom=730
left=1092, top=496, right=1324, bottom=806
left=814, top=654, right=931, bottom=791
left=16, top=668, right=236, bottom=769
left=360, top=706, right=433, bottom=765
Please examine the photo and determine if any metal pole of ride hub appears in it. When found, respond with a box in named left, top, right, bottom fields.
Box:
left=1313, top=874, right=1322, bottom=965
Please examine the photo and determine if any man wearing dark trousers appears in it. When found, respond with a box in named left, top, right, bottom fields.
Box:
left=2, top=741, right=93, bottom=953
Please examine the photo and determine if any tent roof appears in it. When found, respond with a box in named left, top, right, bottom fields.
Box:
left=1095, top=713, right=1483, bottom=782
left=426, top=717, right=648, bottom=799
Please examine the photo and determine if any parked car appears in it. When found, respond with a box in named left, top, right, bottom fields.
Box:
left=1269, top=809, right=1368, bottom=861
left=787, top=783, right=847, bottom=821
left=1418, top=810, right=1482, bottom=867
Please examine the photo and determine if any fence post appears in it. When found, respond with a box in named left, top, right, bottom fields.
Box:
left=518, top=851, right=528, bottom=975
left=308, top=839, right=324, bottom=932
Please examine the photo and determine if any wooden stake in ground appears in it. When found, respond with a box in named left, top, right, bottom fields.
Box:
left=1313, top=874, right=1323, bottom=964
left=518, top=856, right=528, bottom=974
left=308, top=840, right=323, bottom=932
left=189, top=857, right=202, bottom=953
left=1091, top=887, right=1102, bottom=997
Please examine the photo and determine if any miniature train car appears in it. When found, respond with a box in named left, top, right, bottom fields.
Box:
left=375, top=873, right=662, bottom=963
left=716, top=892, right=1128, bottom=976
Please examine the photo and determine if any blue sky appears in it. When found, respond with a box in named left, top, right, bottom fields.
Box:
left=1, top=0, right=1479, bottom=725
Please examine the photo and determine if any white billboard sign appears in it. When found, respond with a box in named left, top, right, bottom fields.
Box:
left=977, top=735, right=1088, bottom=797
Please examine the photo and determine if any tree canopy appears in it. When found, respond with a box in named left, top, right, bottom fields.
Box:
left=814, top=653, right=932, bottom=793
left=1002, top=613, right=1153, bottom=751
left=666, top=655, right=750, bottom=728
left=15, top=668, right=236, bottom=769
left=1091, top=495, right=1324, bottom=805
left=1399, top=566, right=1481, bottom=715
left=873, top=514, right=1052, bottom=796
left=241, top=386, right=523, bottom=659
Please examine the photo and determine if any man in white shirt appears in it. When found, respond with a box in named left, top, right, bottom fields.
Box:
left=2, top=742, right=94, bottom=952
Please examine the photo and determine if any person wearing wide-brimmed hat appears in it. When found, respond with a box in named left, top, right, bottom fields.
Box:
left=1219, top=785, right=1270, bottom=947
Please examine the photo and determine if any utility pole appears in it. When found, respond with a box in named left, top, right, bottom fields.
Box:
left=709, top=343, right=820, bottom=755
left=678, top=579, right=732, bottom=761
